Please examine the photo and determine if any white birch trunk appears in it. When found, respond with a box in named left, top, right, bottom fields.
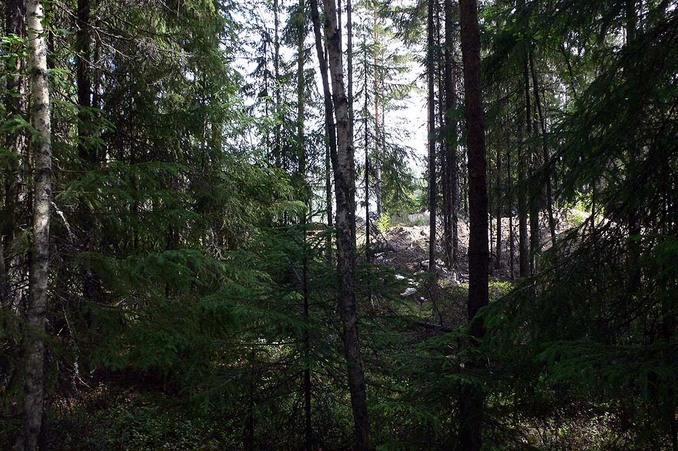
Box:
left=320, top=0, right=371, bottom=447
left=23, top=0, right=53, bottom=448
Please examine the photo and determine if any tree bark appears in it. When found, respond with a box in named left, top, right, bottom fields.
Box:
left=443, top=0, right=459, bottom=270
left=458, top=0, right=489, bottom=449
left=625, top=0, right=641, bottom=294
left=495, top=140, right=502, bottom=270
left=273, top=0, right=282, bottom=168
left=507, top=129, right=515, bottom=279
left=297, top=0, right=306, bottom=182
left=320, top=0, right=371, bottom=446
left=77, top=0, right=92, bottom=162
left=295, top=2, right=312, bottom=446
left=427, top=0, right=437, bottom=273
left=23, top=0, right=53, bottom=448
left=347, top=0, right=353, bottom=139
left=374, top=163, right=382, bottom=217
left=528, top=46, right=556, bottom=254
left=372, top=10, right=384, bottom=218
left=365, top=71, right=371, bottom=265
left=517, top=94, right=529, bottom=278
left=326, top=142, right=334, bottom=260
left=438, top=0, right=450, bottom=269
left=309, top=0, right=336, bottom=259
left=523, top=51, right=539, bottom=275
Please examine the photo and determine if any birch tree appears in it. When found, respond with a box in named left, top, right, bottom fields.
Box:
left=321, top=0, right=371, bottom=445
left=23, top=0, right=53, bottom=448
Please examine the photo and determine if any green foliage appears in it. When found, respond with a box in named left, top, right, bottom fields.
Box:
left=477, top=1, right=678, bottom=448
left=483, top=231, right=677, bottom=448
left=49, top=392, right=239, bottom=450
left=376, top=212, right=391, bottom=233
left=488, top=278, right=513, bottom=302
left=383, top=176, right=426, bottom=217
left=89, top=405, right=230, bottom=450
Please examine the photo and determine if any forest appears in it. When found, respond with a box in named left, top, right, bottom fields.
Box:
left=0, top=0, right=676, bottom=449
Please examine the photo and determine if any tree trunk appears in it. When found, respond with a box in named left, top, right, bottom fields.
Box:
left=23, top=0, right=53, bottom=448
left=297, top=0, right=306, bottom=183
left=458, top=0, right=489, bottom=449
left=528, top=47, right=556, bottom=253
left=374, top=164, right=382, bottom=217
left=320, top=0, right=371, bottom=446
left=364, top=33, right=371, bottom=266
left=273, top=0, right=282, bottom=168
left=438, top=0, right=450, bottom=270
left=325, top=142, right=334, bottom=260
left=365, top=68, right=370, bottom=265
left=295, top=2, right=312, bottom=446
left=507, top=130, right=515, bottom=279
left=625, top=0, right=641, bottom=294
left=427, top=0, right=437, bottom=273
left=523, top=52, right=539, bottom=274
left=310, top=0, right=336, bottom=259
left=347, top=0, right=353, bottom=139
left=77, top=0, right=91, bottom=162
left=443, top=0, right=458, bottom=270
left=489, top=186, right=493, bottom=270
left=495, top=141, right=502, bottom=270
left=372, top=6, right=379, bottom=224
left=372, top=11, right=384, bottom=219
left=517, top=97, right=529, bottom=277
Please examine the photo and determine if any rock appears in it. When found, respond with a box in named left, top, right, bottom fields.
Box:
left=401, top=287, right=417, bottom=297
left=407, top=211, right=430, bottom=225
left=444, top=272, right=460, bottom=286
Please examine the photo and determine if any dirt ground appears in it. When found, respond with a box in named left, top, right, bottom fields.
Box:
left=356, top=212, right=580, bottom=324
left=370, top=217, right=521, bottom=282
left=367, top=211, right=577, bottom=281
